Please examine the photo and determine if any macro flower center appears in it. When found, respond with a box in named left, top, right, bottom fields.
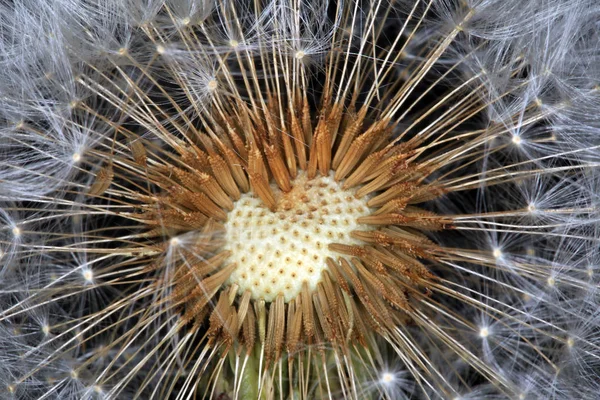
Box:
left=133, top=90, right=453, bottom=363
left=224, top=171, right=371, bottom=302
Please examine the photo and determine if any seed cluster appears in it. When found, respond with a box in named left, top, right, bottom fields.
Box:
left=224, top=171, right=371, bottom=302
left=119, top=88, right=452, bottom=367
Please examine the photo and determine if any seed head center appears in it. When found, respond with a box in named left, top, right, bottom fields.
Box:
left=224, top=171, right=370, bottom=302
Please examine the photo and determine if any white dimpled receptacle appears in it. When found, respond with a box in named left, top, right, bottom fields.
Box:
left=224, top=171, right=371, bottom=302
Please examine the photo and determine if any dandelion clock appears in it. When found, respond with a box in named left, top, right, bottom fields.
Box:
left=1, top=0, right=599, bottom=399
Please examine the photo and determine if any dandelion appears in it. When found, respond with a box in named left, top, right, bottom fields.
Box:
left=1, top=0, right=599, bottom=399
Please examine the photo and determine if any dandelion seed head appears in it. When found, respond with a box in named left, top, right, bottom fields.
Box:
left=1, top=0, right=599, bottom=398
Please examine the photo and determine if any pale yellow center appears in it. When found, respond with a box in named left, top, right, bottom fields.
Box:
left=224, top=171, right=371, bottom=302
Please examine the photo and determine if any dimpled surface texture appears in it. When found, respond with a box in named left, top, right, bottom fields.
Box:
left=224, top=171, right=371, bottom=302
